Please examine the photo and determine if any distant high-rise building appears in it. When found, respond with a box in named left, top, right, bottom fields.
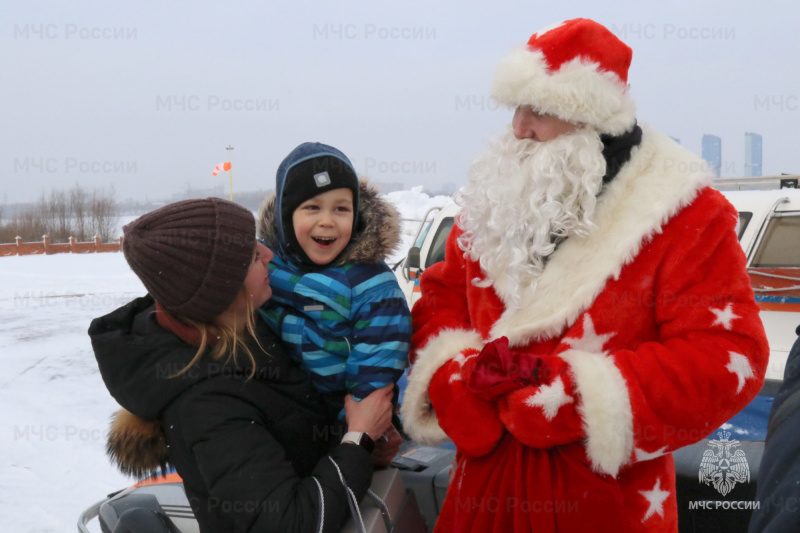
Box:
left=702, top=135, right=722, bottom=178
left=745, top=132, right=763, bottom=177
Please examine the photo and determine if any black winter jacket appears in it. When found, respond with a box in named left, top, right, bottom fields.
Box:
left=750, top=324, right=800, bottom=532
left=89, top=295, right=374, bottom=533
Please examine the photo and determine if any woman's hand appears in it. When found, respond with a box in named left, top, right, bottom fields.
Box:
left=372, top=425, right=403, bottom=467
left=344, top=384, right=394, bottom=440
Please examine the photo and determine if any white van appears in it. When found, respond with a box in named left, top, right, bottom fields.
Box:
left=723, top=186, right=800, bottom=380
left=393, top=181, right=800, bottom=382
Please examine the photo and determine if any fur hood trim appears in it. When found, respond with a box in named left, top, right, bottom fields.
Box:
left=257, top=179, right=402, bottom=267
left=107, top=408, right=169, bottom=478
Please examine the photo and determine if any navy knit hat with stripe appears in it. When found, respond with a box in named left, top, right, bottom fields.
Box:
left=276, top=142, right=359, bottom=266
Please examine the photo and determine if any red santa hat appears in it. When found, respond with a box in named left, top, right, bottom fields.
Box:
left=491, top=18, right=637, bottom=135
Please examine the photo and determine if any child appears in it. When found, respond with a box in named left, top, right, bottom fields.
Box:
left=258, top=142, right=411, bottom=408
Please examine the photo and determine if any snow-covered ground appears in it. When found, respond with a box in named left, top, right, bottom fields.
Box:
left=1, top=253, right=144, bottom=532
left=0, top=189, right=453, bottom=532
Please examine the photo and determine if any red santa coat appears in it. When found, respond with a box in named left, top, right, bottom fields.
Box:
left=401, top=128, right=769, bottom=533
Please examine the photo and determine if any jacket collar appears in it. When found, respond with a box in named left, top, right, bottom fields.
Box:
left=601, top=123, right=642, bottom=183
left=154, top=301, right=217, bottom=347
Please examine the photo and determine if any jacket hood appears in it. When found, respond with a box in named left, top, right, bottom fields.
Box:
left=89, top=295, right=287, bottom=477
left=273, top=142, right=360, bottom=266
left=90, top=296, right=210, bottom=419
left=90, top=296, right=203, bottom=476
left=258, top=179, right=403, bottom=268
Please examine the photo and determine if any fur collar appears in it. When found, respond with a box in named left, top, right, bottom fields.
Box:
left=258, top=179, right=402, bottom=268
left=491, top=126, right=712, bottom=346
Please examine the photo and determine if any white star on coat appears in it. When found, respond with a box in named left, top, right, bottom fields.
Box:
left=524, top=376, right=574, bottom=420
left=449, top=352, right=477, bottom=384
left=710, top=303, right=741, bottom=331
left=634, top=446, right=669, bottom=462
left=639, top=477, right=670, bottom=522
left=726, top=351, right=755, bottom=393
left=563, top=314, right=615, bottom=353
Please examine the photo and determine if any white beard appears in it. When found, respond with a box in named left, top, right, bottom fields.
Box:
left=456, top=127, right=607, bottom=309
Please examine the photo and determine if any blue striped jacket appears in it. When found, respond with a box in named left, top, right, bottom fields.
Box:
left=259, top=254, right=410, bottom=399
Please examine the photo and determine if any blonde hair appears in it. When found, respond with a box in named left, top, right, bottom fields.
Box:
left=170, top=286, right=264, bottom=380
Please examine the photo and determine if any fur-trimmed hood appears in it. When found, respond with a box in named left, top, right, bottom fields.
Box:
left=258, top=179, right=402, bottom=268
left=90, top=296, right=193, bottom=477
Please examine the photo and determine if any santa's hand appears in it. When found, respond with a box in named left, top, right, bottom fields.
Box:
left=464, top=337, right=544, bottom=400
left=497, top=355, right=585, bottom=448
left=429, top=349, right=505, bottom=457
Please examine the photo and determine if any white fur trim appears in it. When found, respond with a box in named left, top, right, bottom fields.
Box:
left=491, top=127, right=712, bottom=345
left=560, top=349, right=633, bottom=477
left=491, top=46, right=636, bottom=135
left=400, top=329, right=484, bottom=445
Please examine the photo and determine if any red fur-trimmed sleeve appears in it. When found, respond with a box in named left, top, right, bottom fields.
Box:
left=401, top=226, right=503, bottom=451
left=408, top=224, right=475, bottom=366
left=428, top=349, right=505, bottom=456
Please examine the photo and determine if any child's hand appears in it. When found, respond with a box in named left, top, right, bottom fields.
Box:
left=372, top=425, right=403, bottom=466
left=344, top=384, right=394, bottom=440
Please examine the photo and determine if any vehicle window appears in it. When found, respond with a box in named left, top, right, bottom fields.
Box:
left=425, top=217, right=455, bottom=269
left=751, top=215, right=800, bottom=267
left=736, top=212, right=752, bottom=241
left=413, top=221, right=433, bottom=249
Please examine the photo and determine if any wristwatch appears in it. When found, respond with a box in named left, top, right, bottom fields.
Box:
left=341, top=431, right=375, bottom=454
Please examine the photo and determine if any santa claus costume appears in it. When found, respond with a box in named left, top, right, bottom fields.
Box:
left=401, top=19, right=768, bottom=533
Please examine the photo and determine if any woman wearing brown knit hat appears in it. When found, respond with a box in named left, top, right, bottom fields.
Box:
left=89, top=197, right=396, bottom=533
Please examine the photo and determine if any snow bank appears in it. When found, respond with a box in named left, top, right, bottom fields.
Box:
left=383, top=187, right=455, bottom=266
left=384, top=186, right=455, bottom=221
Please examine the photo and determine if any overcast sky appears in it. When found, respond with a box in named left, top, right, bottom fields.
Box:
left=2, top=0, right=798, bottom=203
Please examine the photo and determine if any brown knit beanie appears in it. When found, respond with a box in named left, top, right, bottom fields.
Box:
left=122, top=198, right=256, bottom=322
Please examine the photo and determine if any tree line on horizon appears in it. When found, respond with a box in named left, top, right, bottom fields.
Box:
left=0, top=184, right=117, bottom=244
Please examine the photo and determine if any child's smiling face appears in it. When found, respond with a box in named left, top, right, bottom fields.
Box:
left=292, top=188, right=354, bottom=265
